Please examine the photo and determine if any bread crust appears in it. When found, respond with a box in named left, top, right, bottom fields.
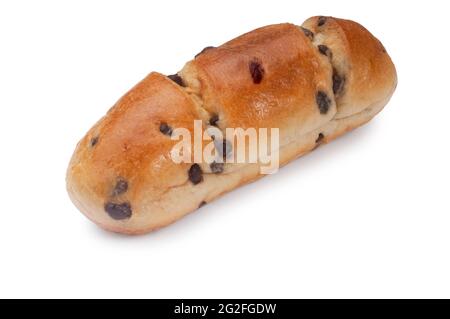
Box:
left=66, top=17, right=397, bottom=234
left=181, top=23, right=336, bottom=146
left=302, top=16, right=397, bottom=118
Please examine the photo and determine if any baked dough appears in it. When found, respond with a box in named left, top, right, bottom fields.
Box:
left=66, top=16, right=397, bottom=234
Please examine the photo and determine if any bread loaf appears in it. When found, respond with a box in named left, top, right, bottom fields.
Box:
left=66, top=16, right=397, bottom=234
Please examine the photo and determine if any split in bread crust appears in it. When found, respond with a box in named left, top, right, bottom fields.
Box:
left=66, top=16, right=397, bottom=234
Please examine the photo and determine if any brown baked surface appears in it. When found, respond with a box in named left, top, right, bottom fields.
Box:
left=67, top=16, right=397, bottom=234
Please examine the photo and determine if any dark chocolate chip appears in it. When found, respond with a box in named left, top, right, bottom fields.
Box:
left=104, top=202, right=132, bottom=220
left=209, top=114, right=219, bottom=126
left=188, top=164, right=203, bottom=185
left=159, top=122, right=173, bottom=136
left=332, top=69, right=345, bottom=95
left=301, top=27, right=314, bottom=40
left=318, top=16, right=327, bottom=26
left=316, top=133, right=325, bottom=144
left=112, top=178, right=128, bottom=196
left=316, top=91, right=331, bottom=114
left=198, top=201, right=207, bottom=208
left=214, top=139, right=232, bottom=159
left=249, top=59, right=264, bottom=84
left=90, top=136, right=99, bottom=147
left=168, top=74, right=184, bottom=87
left=318, top=44, right=332, bottom=58
left=195, top=46, right=215, bottom=58
left=210, top=161, right=224, bottom=174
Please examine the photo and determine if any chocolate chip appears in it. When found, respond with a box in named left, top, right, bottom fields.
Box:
left=210, top=161, right=224, bottom=174
left=209, top=114, right=219, bottom=126
left=316, top=91, right=331, bottom=114
left=318, top=45, right=332, bottom=59
left=112, top=178, right=128, bottom=196
left=318, top=16, right=327, bottom=26
left=249, top=59, right=264, bottom=84
left=198, top=201, right=207, bottom=208
left=168, top=74, right=184, bottom=87
left=316, top=133, right=324, bottom=144
left=159, top=122, right=173, bottom=136
left=195, top=46, right=215, bottom=58
left=188, top=164, right=203, bottom=185
left=104, top=202, right=132, bottom=220
left=90, top=136, right=99, bottom=147
left=332, top=70, right=345, bottom=95
left=214, top=139, right=232, bottom=159
left=301, top=27, right=314, bottom=40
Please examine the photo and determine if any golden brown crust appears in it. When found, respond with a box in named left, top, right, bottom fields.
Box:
left=181, top=23, right=336, bottom=145
left=66, top=17, right=397, bottom=234
left=302, top=16, right=397, bottom=119
left=67, top=72, right=205, bottom=233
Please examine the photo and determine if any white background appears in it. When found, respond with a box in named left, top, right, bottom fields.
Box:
left=0, top=0, right=449, bottom=298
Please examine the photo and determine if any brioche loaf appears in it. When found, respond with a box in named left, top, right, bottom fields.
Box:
left=66, top=16, right=397, bottom=234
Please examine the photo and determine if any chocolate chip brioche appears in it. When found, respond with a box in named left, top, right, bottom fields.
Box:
left=66, top=16, right=397, bottom=234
